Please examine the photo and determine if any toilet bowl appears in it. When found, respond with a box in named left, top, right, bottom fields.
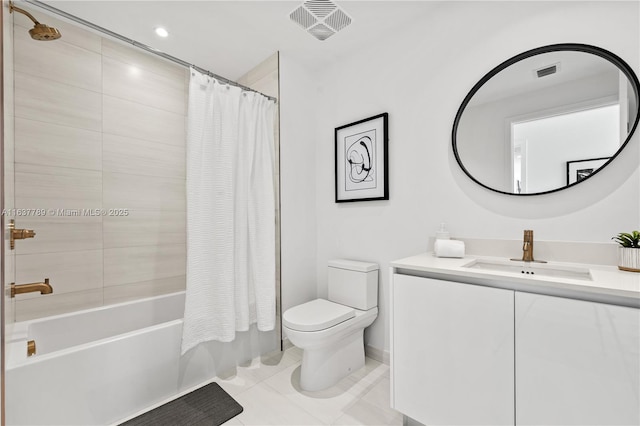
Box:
left=283, top=259, right=379, bottom=391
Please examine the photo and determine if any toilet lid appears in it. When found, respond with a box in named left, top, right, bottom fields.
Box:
left=283, top=299, right=355, bottom=332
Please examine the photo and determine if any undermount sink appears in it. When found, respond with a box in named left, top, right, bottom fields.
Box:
left=462, top=258, right=593, bottom=281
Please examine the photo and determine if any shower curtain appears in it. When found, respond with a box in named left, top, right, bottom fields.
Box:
left=181, top=68, right=276, bottom=354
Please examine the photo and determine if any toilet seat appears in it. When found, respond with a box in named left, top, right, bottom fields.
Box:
left=283, top=299, right=355, bottom=332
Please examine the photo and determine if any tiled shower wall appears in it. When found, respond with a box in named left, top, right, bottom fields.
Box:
left=9, top=12, right=187, bottom=321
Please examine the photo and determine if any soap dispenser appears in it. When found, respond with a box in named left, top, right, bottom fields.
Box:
left=436, top=223, right=450, bottom=240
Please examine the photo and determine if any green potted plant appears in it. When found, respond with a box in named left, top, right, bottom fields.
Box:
left=612, top=231, right=640, bottom=272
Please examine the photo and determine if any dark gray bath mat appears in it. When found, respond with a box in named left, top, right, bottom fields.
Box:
left=120, top=382, right=243, bottom=426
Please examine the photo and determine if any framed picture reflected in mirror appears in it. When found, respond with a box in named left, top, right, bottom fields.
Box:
left=566, top=157, right=610, bottom=185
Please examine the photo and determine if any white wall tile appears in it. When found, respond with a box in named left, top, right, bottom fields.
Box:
left=11, top=15, right=189, bottom=319
left=15, top=118, right=102, bottom=171
left=15, top=72, right=101, bottom=131
left=102, top=38, right=184, bottom=80
left=5, top=95, right=15, bottom=212
left=103, top=209, right=185, bottom=249
left=15, top=288, right=103, bottom=322
left=103, top=95, right=185, bottom=146
left=15, top=164, right=102, bottom=210
left=103, top=172, right=185, bottom=211
left=103, top=133, right=184, bottom=178
left=103, top=276, right=185, bottom=305
left=237, top=53, right=279, bottom=99
left=5, top=254, right=16, bottom=323
left=15, top=249, right=103, bottom=299
left=103, top=56, right=185, bottom=114
left=15, top=28, right=101, bottom=92
left=5, top=8, right=16, bottom=324
left=104, top=244, right=185, bottom=287
left=15, top=215, right=102, bottom=255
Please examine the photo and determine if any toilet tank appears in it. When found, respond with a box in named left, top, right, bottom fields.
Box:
left=327, top=259, right=379, bottom=310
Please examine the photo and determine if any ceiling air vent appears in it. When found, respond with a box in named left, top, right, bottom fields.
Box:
left=308, top=23, right=335, bottom=41
left=535, top=63, right=560, bottom=78
left=290, top=0, right=353, bottom=41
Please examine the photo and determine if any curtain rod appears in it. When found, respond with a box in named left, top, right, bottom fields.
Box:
left=22, top=0, right=277, bottom=102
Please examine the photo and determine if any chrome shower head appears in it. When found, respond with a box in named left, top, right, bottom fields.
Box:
left=9, top=2, right=61, bottom=41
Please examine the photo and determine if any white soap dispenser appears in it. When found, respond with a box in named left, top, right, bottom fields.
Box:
left=435, top=223, right=450, bottom=240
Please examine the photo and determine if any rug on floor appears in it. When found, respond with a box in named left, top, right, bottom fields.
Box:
left=119, top=382, right=243, bottom=426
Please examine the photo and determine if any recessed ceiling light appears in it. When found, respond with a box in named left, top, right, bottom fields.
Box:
left=155, top=27, right=169, bottom=38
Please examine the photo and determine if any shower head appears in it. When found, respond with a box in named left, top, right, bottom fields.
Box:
left=28, top=23, right=61, bottom=41
left=9, top=2, right=61, bottom=41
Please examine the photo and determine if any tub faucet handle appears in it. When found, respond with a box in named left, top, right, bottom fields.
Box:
left=9, top=219, right=36, bottom=250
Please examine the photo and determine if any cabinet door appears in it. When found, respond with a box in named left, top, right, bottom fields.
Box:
left=392, top=274, right=514, bottom=425
left=516, top=292, right=640, bottom=425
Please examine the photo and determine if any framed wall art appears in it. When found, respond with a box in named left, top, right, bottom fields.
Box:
left=566, top=157, right=610, bottom=185
left=335, top=113, right=389, bottom=202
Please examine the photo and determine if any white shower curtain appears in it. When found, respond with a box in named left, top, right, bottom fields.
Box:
left=181, top=68, right=276, bottom=354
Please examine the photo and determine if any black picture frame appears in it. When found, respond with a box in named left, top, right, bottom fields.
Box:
left=335, top=113, right=389, bottom=203
left=566, top=157, right=610, bottom=185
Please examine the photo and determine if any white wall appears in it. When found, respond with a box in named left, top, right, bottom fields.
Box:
left=306, top=1, right=640, bottom=355
left=279, top=54, right=319, bottom=314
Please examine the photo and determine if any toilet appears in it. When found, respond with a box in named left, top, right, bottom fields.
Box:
left=283, top=259, right=379, bottom=391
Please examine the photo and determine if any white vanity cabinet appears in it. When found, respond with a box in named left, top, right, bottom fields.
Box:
left=391, top=274, right=515, bottom=425
left=516, top=292, right=640, bottom=425
left=390, top=255, right=640, bottom=426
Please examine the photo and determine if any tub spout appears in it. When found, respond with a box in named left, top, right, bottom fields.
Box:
left=11, top=278, right=53, bottom=298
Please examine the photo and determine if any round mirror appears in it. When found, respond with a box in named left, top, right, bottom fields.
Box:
left=452, top=44, right=640, bottom=195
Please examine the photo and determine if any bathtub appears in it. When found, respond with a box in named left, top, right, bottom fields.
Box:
left=5, top=291, right=277, bottom=425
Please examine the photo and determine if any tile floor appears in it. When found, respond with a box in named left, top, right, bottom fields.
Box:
left=218, top=346, right=403, bottom=425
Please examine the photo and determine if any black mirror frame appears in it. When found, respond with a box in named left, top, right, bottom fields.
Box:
left=452, top=43, right=640, bottom=196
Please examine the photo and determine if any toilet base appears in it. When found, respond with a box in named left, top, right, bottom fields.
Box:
left=299, top=328, right=365, bottom=392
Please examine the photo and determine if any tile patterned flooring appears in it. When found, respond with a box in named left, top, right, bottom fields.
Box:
left=218, top=347, right=403, bottom=425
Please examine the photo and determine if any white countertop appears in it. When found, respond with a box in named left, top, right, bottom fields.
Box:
left=391, top=253, right=640, bottom=308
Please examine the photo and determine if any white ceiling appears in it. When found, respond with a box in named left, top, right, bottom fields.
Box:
left=35, top=0, right=439, bottom=80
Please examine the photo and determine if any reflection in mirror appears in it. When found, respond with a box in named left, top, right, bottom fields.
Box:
left=453, top=44, right=640, bottom=195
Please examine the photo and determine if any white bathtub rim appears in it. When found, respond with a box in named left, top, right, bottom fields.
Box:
left=8, top=318, right=185, bottom=369
left=9, top=290, right=185, bottom=333
left=6, top=291, right=186, bottom=368
left=8, top=290, right=185, bottom=338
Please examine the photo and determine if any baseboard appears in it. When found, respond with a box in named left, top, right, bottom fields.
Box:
left=365, top=344, right=390, bottom=365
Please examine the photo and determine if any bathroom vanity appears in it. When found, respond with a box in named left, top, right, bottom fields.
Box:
left=389, top=253, right=640, bottom=426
